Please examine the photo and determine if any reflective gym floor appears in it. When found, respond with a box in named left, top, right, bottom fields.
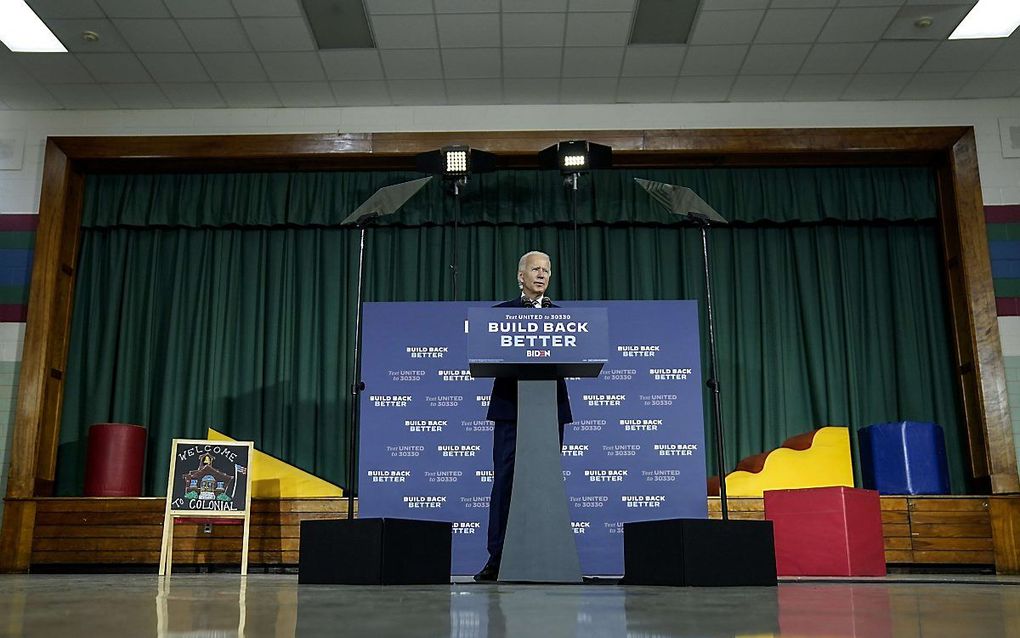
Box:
left=2, top=573, right=1019, bottom=637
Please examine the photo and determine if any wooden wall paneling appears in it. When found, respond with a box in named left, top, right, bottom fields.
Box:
left=938, top=130, right=1019, bottom=494
left=0, top=139, right=76, bottom=572
left=989, top=497, right=1020, bottom=574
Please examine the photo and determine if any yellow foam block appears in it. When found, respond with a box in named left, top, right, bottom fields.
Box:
left=208, top=428, right=343, bottom=498
left=724, top=426, right=854, bottom=497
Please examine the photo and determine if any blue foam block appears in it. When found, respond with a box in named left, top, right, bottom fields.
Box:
left=858, top=421, right=951, bottom=495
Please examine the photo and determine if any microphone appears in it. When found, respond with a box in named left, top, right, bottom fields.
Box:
left=541, top=297, right=553, bottom=308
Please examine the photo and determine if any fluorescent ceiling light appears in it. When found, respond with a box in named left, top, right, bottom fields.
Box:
left=0, top=0, right=66, bottom=52
left=949, top=0, right=1020, bottom=40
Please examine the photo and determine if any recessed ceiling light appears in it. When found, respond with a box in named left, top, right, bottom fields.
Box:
left=949, top=0, right=1020, bottom=40
left=0, top=0, right=66, bottom=52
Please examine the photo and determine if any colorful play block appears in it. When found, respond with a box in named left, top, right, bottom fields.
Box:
left=858, top=421, right=951, bottom=495
left=722, top=426, right=854, bottom=497
left=208, top=428, right=343, bottom=498
left=764, top=486, right=886, bottom=577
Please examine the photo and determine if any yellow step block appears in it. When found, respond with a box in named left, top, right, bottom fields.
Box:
left=207, top=428, right=343, bottom=498
left=724, top=426, right=854, bottom=497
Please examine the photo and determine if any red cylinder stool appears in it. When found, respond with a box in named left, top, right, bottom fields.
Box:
left=84, top=423, right=147, bottom=496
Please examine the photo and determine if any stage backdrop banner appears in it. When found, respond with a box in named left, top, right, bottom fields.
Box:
left=358, top=300, right=707, bottom=576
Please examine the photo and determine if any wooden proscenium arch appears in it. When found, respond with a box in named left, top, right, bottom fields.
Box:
left=1, top=127, right=1017, bottom=572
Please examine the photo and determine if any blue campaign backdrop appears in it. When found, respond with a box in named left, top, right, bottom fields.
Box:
left=358, top=300, right=707, bottom=576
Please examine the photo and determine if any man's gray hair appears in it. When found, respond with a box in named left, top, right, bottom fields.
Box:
left=518, top=251, right=551, bottom=272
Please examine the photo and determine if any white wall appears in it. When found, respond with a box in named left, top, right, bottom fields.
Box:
left=1, top=98, right=1019, bottom=526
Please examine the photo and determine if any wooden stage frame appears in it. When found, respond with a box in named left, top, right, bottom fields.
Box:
left=2, top=127, right=1019, bottom=573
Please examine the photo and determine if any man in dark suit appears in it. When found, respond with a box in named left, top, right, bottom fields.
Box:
left=474, top=251, right=572, bottom=582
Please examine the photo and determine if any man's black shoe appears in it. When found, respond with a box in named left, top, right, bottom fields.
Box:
left=473, top=561, right=499, bottom=582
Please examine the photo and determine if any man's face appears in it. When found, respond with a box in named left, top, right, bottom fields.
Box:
left=519, top=254, right=552, bottom=299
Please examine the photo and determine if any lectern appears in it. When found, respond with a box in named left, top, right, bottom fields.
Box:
left=468, top=306, right=608, bottom=583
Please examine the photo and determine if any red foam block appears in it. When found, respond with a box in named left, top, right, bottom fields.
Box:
left=764, top=486, right=886, bottom=577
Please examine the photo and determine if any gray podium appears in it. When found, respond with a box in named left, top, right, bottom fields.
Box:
left=468, top=307, right=607, bottom=583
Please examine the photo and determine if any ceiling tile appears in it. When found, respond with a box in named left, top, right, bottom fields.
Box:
left=770, top=0, right=837, bottom=7
left=565, top=12, right=632, bottom=46
left=0, top=60, right=33, bottom=84
left=445, top=78, right=502, bottom=103
left=435, top=0, right=500, bottom=12
left=503, top=13, right=567, bottom=47
left=76, top=52, right=152, bottom=83
left=616, top=76, right=674, bottom=102
left=783, top=74, right=852, bottom=100
left=898, top=72, right=972, bottom=99
left=320, top=50, right=385, bottom=80
left=441, top=48, right=501, bottom=79
left=45, top=19, right=132, bottom=52
left=569, top=0, right=636, bottom=10
left=112, top=19, right=192, bottom=52
left=371, top=15, right=440, bottom=49
left=47, top=83, right=117, bottom=108
left=331, top=80, right=392, bottom=105
left=562, top=47, right=625, bottom=77
left=680, top=45, right=749, bottom=75
left=159, top=82, right=226, bottom=107
left=503, top=48, right=563, bottom=78
left=387, top=79, right=447, bottom=105
left=701, top=0, right=768, bottom=8
left=19, top=54, right=94, bottom=83
left=689, top=10, right=764, bottom=45
left=165, top=0, right=236, bottom=18
left=26, top=0, right=105, bottom=18
left=363, top=0, right=434, bottom=14
left=96, top=0, right=169, bottom=18
left=673, top=76, right=734, bottom=102
left=729, top=75, right=794, bottom=101
left=231, top=0, right=303, bottom=17
left=956, top=71, right=1020, bottom=99
left=178, top=19, right=252, bottom=52
left=920, top=40, right=1004, bottom=73
left=215, top=81, right=282, bottom=106
left=437, top=14, right=501, bottom=48
left=198, top=52, right=267, bottom=81
left=258, top=52, right=325, bottom=81
left=841, top=73, right=913, bottom=100
left=138, top=53, right=211, bottom=82
left=621, top=45, right=686, bottom=77
left=799, top=43, right=873, bottom=73
left=755, top=9, right=832, bottom=43
left=379, top=49, right=443, bottom=79
left=0, top=83, right=59, bottom=109
left=859, top=41, right=937, bottom=73
left=817, top=7, right=899, bottom=42
left=503, top=0, right=568, bottom=11
left=741, top=44, right=811, bottom=75
left=837, top=0, right=907, bottom=5
left=985, top=40, right=1020, bottom=71
left=560, top=77, right=617, bottom=103
left=503, top=78, right=561, bottom=103
left=273, top=81, right=336, bottom=106
left=102, top=83, right=171, bottom=108
left=242, top=17, right=316, bottom=51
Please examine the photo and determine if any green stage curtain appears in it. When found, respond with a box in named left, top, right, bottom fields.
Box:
left=57, top=167, right=966, bottom=495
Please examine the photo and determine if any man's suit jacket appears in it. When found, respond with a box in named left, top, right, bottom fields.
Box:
left=485, top=297, right=573, bottom=425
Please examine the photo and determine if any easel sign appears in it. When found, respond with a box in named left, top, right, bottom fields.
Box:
left=159, top=438, right=254, bottom=577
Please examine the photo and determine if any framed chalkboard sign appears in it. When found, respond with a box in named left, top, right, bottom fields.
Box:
left=159, top=438, right=254, bottom=577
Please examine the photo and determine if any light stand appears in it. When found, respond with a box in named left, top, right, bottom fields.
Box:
left=538, top=140, right=612, bottom=299
left=339, top=177, right=432, bottom=520
left=416, top=145, right=496, bottom=301
left=622, top=178, right=777, bottom=587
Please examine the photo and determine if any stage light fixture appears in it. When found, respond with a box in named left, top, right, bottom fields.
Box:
left=538, top=140, right=612, bottom=174
left=415, top=145, right=496, bottom=181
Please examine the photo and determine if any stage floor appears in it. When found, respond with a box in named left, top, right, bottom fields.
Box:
left=2, top=573, right=1019, bottom=636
